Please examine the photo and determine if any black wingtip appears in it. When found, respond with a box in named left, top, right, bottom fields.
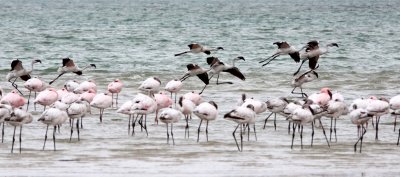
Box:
left=74, top=71, right=83, bottom=75
left=217, top=47, right=224, bottom=50
left=90, top=64, right=96, bottom=68
left=204, top=51, right=211, bottom=55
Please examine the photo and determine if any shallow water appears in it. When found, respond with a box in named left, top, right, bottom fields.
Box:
left=1, top=0, right=400, bottom=176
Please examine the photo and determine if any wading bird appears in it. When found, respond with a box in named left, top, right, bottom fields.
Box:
left=207, top=56, right=246, bottom=85
left=6, top=59, right=42, bottom=95
left=180, top=64, right=210, bottom=94
left=259, top=41, right=306, bottom=67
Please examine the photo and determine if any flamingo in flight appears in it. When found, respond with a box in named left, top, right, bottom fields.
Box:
left=175, top=43, right=224, bottom=56
left=180, top=64, right=210, bottom=94
left=207, top=56, right=246, bottom=85
left=259, top=41, right=306, bottom=67
left=49, top=58, right=96, bottom=85
left=6, top=59, right=42, bottom=95
left=293, top=40, right=339, bottom=76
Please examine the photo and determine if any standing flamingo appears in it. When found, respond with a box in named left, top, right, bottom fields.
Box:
left=154, top=92, right=173, bottom=125
left=6, top=59, right=42, bottom=95
left=159, top=108, right=182, bottom=145
left=67, top=100, right=87, bottom=141
left=293, top=41, right=338, bottom=75
left=239, top=94, right=267, bottom=140
left=180, top=64, right=210, bottom=94
left=366, top=97, right=389, bottom=140
left=224, top=104, right=256, bottom=152
left=308, top=87, right=332, bottom=107
left=291, top=70, right=319, bottom=97
left=24, top=77, right=46, bottom=111
left=38, top=107, right=68, bottom=151
left=117, top=100, right=134, bottom=135
left=1, top=90, right=27, bottom=108
left=165, top=79, right=183, bottom=105
left=193, top=101, right=218, bottom=142
left=130, top=93, right=157, bottom=136
left=350, top=107, right=373, bottom=153
left=389, top=95, right=400, bottom=132
left=264, top=97, right=289, bottom=130
left=73, top=80, right=97, bottom=94
left=64, top=80, right=80, bottom=92
left=259, top=41, right=307, bottom=67
left=107, top=79, right=124, bottom=108
left=0, top=101, right=13, bottom=143
left=178, top=96, right=196, bottom=139
left=325, top=93, right=348, bottom=142
left=138, top=77, right=161, bottom=96
left=49, top=58, right=96, bottom=85
left=90, top=92, right=112, bottom=123
left=207, top=56, right=246, bottom=85
left=183, top=91, right=203, bottom=106
left=5, top=108, right=33, bottom=153
left=175, top=43, right=223, bottom=56
left=34, top=88, right=59, bottom=111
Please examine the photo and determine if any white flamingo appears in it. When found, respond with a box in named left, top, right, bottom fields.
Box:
left=178, top=96, right=196, bottom=139
left=165, top=79, right=183, bottom=105
left=38, top=107, right=68, bottom=151
left=193, top=101, right=218, bottom=142
left=5, top=108, right=33, bottom=153
left=264, top=97, right=289, bottom=130
left=159, top=108, right=182, bottom=145
left=90, top=92, right=112, bottom=123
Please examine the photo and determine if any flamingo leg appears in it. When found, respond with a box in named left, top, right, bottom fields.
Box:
left=311, top=121, right=314, bottom=147
left=261, top=54, right=280, bottom=67
left=293, top=59, right=307, bottom=76
left=232, top=124, right=240, bottom=151
left=263, top=112, right=273, bottom=129
left=76, top=118, right=80, bottom=141
left=19, top=126, right=22, bottom=153
left=291, top=123, right=296, bottom=149
left=197, top=119, right=203, bottom=142
left=11, top=126, right=16, bottom=153
left=49, top=73, right=65, bottom=85
left=43, top=125, right=49, bottom=150
left=206, top=120, right=209, bottom=142
left=128, top=114, right=131, bottom=135
left=300, top=125, right=303, bottom=149
left=171, top=123, right=175, bottom=145
left=26, top=90, right=31, bottom=111
left=166, top=123, right=169, bottom=144
left=53, top=126, right=57, bottom=151
left=70, top=119, right=74, bottom=142
left=319, top=119, right=330, bottom=148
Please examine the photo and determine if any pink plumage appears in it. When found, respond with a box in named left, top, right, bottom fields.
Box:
left=107, top=79, right=123, bottom=94
left=80, top=89, right=96, bottom=103
left=308, top=87, right=332, bottom=107
left=1, top=90, right=27, bottom=108
left=34, top=88, right=58, bottom=106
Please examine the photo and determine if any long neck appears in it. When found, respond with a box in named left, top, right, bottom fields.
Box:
left=81, top=65, right=92, bottom=71
left=29, top=61, right=35, bottom=74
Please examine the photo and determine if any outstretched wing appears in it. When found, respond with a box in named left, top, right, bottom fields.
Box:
left=11, top=60, right=23, bottom=71
left=206, top=56, right=220, bottom=66
left=308, top=55, right=320, bottom=70
left=223, top=67, right=245, bottom=81
left=196, top=73, right=209, bottom=85
left=62, top=58, right=75, bottom=67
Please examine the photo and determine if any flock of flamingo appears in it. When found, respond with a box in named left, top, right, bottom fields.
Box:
left=1, top=40, right=400, bottom=153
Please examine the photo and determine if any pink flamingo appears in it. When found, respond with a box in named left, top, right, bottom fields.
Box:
left=366, top=97, right=389, bottom=140
left=34, top=88, right=58, bottom=111
left=5, top=108, right=33, bottom=153
left=154, top=92, right=173, bottom=125
left=24, top=77, right=46, bottom=111
left=56, top=88, right=69, bottom=100
left=38, top=107, right=68, bottom=151
left=308, top=87, right=332, bottom=107
left=325, top=93, right=348, bottom=142
left=165, top=79, right=183, bottom=104
left=90, top=92, right=112, bottom=123
left=107, top=79, right=124, bottom=108
left=239, top=94, right=267, bottom=140
left=194, top=101, right=219, bottom=142
left=61, top=92, right=80, bottom=104
left=178, top=96, right=196, bottom=138
left=130, top=93, right=157, bottom=136
left=264, top=97, right=289, bottom=130
left=138, top=77, right=161, bottom=96
left=79, top=89, right=96, bottom=103
left=159, top=108, right=182, bottom=145
left=350, top=107, right=373, bottom=153
left=0, top=101, right=13, bottom=143
left=117, top=100, right=134, bottom=135
left=64, top=80, right=80, bottom=92
left=183, top=91, right=203, bottom=106
left=74, top=80, right=97, bottom=94
left=389, top=95, right=400, bottom=132
left=1, top=90, right=27, bottom=108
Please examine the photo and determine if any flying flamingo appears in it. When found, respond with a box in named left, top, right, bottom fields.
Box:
left=130, top=93, right=157, bottom=136
left=73, top=80, right=97, bottom=94
left=389, top=95, right=400, bottom=132
left=1, top=90, right=27, bottom=109
left=6, top=59, right=42, bottom=95
left=165, top=79, right=183, bottom=105
left=107, top=79, right=124, bottom=108
left=117, top=100, right=134, bottom=135
left=0, top=101, right=13, bottom=143
left=138, top=77, right=161, bottom=97
left=49, top=58, right=96, bottom=85
left=34, top=88, right=59, bottom=111
left=207, top=56, right=246, bottom=85
left=180, top=64, right=210, bottom=94
left=175, top=43, right=223, bottom=56
left=350, top=107, right=373, bottom=153
left=154, top=92, right=173, bottom=125
left=264, top=97, right=289, bottom=130
left=64, top=80, right=80, bottom=92
left=193, top=101, right=218, bottom=142
left=5, top=108, right=33, bottom=153
left=159, top=108, right=182, bottom=145
left=224, top=104, right=256, bottom=152
left=38, top=107, right=68, bottom=151
left=291, top=69, right=319, bottom=97
left=90, top=92, right=112, bottom=123
left=325, top=93, right=348, bottom=142
left=178, top=96, right=196, bottom=139
left=259, top=41, right=307, bottom=67
left=183, top=91, right=203, bottom=106
left=24, top=77, right=46, bottom=111
left=293, top=40, right=339, bottom=76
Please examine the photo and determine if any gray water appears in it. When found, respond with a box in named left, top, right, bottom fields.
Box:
left=1, top=0, right=400, bottom=176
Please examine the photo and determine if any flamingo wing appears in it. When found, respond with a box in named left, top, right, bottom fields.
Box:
left=223, top=67, right=245, bottom=81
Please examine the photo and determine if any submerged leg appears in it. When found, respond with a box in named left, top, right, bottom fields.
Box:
left=43, top=125, right=49, bottom=150
left=263, top=112, right=273, bottom=129
left=197, top=119, right=203, bottom=142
